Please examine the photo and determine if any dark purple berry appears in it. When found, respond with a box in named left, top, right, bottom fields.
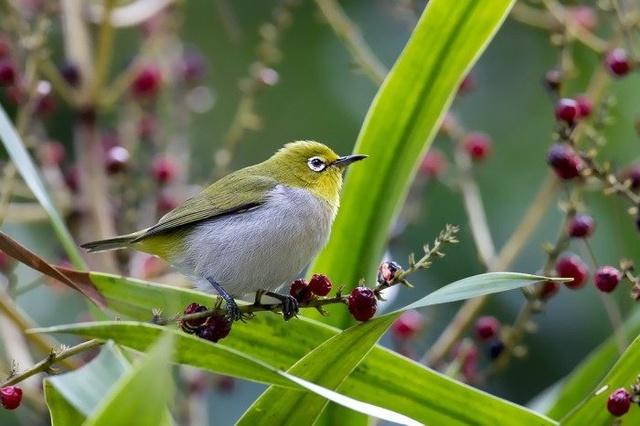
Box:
left=59, top=62, right=81, bottom=87
left=0, top=386, right=22, bottom=410
left=543, top=69, right=562, bottom=93
left=152, top=156, right=178, bottom=184
left=605, top=48, right=632, bottom=77
left=607, top=388, right=631, bottom=417
left=181, top=302, right=208, bottom=332
left=391, top=310, right=423, bottom=340
left=540, top=281, right=560, bottom=300
left=621, top=165, right=640, bottom=190
left=34, top=80, right=56, bottom=117
left=289, top=278, right=312, bottom=303
left=488, top=339, right=505, bottom=360
left=567, top=214, right=595, bottom=238
left=347, top=287, right=377, bottom=321
left=556, top=254, right=589, bottom=289
left=178, top=49, right=206, bottom=85
left=474, top=316, right=500, bottom=340
left=594, top=266, right=622, bottom=293
left=576, top=95, right=593, bottom=118
left=105, top=146, right=130, bottom=174
left=555, top=98, right=579, bottom=124
left=308, top=274, right=332, bottom=296
left=196, top=314, right=232, bottom=343
left=547, top=143, right=583, bottom=180
left=0, top=59, right=16, bottom=86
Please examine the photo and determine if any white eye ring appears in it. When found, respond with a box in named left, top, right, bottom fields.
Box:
left=307, top=156, right=326, bottom=172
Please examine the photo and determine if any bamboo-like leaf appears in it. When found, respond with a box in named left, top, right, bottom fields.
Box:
left=45, top=342, right=130, bottom=418
left=240, top=272, right=558, bottom=425
left=84, top=334, right=175, bottom=426
left=44, top=381, right=85, bottom=426
left=561, top=335, right=640, bottom=425
left=0, top=105, right=85, bottom=268
left=308, top=0, right=516, bottom=327
left=546, top=309, right=640, bottom=419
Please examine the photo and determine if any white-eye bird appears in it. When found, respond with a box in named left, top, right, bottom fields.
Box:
left=82, top=141, right=367, bottom=320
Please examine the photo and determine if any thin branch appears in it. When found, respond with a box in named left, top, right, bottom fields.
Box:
left=0, top=339, right=102, bottom=388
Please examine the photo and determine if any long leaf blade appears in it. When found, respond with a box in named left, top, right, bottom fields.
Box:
left=308, top=0, right=516, bottom=327
left=0, top=105, right=85, bottom=268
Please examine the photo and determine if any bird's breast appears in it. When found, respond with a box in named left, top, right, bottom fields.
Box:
left=178, top=185, right=337, bottom=296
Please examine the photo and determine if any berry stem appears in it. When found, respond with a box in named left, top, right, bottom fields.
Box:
left=0, top=339, right=102, bottom=388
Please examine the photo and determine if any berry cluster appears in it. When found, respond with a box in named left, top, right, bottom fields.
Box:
left=179, top=303, right=232, bottom=343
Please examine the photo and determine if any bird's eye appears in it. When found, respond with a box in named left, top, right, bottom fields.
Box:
left=307, top=157, right=326, bottom=172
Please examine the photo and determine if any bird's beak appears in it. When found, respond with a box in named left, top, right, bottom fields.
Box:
left=333, top=154, right=368, bottom=168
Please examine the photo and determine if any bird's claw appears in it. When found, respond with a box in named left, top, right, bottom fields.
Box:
left=281, top=295, right=299, bottom=321
left=225, top=299, right=243, bottom=322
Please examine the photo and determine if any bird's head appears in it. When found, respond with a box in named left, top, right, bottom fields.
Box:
left=264, top=141, right=367, bottom=205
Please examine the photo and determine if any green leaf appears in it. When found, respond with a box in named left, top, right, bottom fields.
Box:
left=308, top=0, right=515, bottom=327
left=45, top=342, right=131, bottom=417
left=546, top=309, right=640, bottom=419
left=561, top=335, right=640, bottom=425
left=35, top=270, right=555, bottom=424
left=0, top=104, right=85, bottom=268
left=85, top=334, right=175, bottom=426
left=44, top=381, right=85, bottom=426
left=33, top=322, right=421, bottom=425
left=239, top=272, right=557, bottom=424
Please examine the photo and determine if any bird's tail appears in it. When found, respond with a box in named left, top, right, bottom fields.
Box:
left=81, top=231, right=144, bottom=253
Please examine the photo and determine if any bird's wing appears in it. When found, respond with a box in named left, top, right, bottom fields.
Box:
left=135, top=170, right=278, bottom=240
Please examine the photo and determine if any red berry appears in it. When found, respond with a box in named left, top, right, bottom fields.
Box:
left=605, top=48, right=632, bottom=77
left=289, top=278, right=312, bottom=303
left=555, top=98, right=579, bottom=124
left=377, top=261, right=402, bottom=285
left=567, top=214, right=595, bottom=238
left=0, top=386, right=22, bottom=410
left=463, top=132, right=492, bottom=161
left=567, top=6, right=598, bottom=31
left=547, top=143, right=583, bottom=180
left=576, top=95, right=593, bottom=118
left=0, top=59, right=16, bottom=86
left=391, top=310, right=423, bottom=340
left=152, top=156, right=178, bottom=184
left=196, top=314, right=232, bottom=343
left=131, top=65, right=162, bottom=99
left=105, top=146, right=130, bottom=174
left=607, top=388, right=631, bottom=417
left=594, top=266, right=622, bottom=293
left=59, top=62, right=81, bottom=87
left=64, top=166, right=80, bottom=193
left=308, top=274, right=332, bottom=296
left=420, top=149, right=447, bottom=178
left=540, top=281, right=560, bottom=300
left=347, top=287, right=377, bottom=321
left=181, top=302, right=208, bottom=332
left=556, top=254, right=589, bottom=289
left=216, top=375, right=236, bottom=393
left=474, top=316, right=500, bottom=340
left=457, top=74, right=475, bottom=95
left=39, top=140, right=66, bottom=167
left=543, top=69, right=562, bottom=93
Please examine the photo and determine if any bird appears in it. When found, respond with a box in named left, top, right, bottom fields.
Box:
left=81, top=141, right=367, bottom=321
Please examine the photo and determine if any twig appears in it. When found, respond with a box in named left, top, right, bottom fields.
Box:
left=314, top=0, right=387, bottom=85
left=0, top=339, right=102, bottom=388
left=89, top=0, right=117, bottom=103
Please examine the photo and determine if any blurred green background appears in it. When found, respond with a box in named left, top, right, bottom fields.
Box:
left=3, top=0, right=640, bottom=424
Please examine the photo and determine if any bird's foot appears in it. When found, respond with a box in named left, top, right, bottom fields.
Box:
left=206, top=277, right=243, bottom=322
left=264, top=291, right=299, bottom=321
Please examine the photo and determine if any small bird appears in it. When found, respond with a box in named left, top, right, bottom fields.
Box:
left=82, top=141, right=366, bottom=321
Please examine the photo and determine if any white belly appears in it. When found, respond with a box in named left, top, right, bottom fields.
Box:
left=176, top=185, right=336, bottom=297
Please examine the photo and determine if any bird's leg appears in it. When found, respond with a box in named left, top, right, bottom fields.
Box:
left=206, top=277, right=242, bottom=321
left=263, top=291, right=299, bottom=321
left=253, top=289, right=266, bottom=306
